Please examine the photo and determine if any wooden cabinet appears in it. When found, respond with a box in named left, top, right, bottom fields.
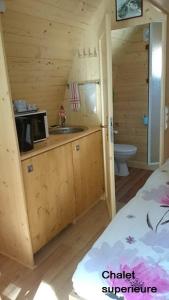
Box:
left=22, top=143, right=75, bottom=253
left=22, top=130, right=104, bottom=253
left=72, top=131, right=104, bottom=217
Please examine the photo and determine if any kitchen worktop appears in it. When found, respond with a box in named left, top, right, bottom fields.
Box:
left=20, top=126, right=101, bottom=161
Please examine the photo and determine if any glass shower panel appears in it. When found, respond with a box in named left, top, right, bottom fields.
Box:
left=148, top=22, right=162, bottom=165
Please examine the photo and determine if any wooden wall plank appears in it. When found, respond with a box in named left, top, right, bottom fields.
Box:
left=5, top=0, right=101, bottom=30
left=3, top=9, right=85, bottom=39
left=2, top=0, right=103, bottom=126
left=0, top=16, right=34, bottom=267
left=148, top=0, right=169, bottom=13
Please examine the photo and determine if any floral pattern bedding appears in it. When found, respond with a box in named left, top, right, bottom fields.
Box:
left=72, top=160, right=169, bottom=300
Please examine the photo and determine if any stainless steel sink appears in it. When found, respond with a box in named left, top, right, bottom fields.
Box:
left=49, top=126, right=88, bottom=135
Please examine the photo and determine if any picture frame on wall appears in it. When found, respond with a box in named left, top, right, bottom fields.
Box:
left=115, top=0, right=143, bottom=21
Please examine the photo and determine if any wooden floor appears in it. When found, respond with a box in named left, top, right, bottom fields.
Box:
left=0, top=167, right=152, bottom=300
left=115, top=167, right=152, bottom=211
left=0, top=201, right=110, bottom=300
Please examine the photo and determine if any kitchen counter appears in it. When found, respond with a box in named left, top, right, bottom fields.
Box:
left=21, top=126, right=101, bottom=161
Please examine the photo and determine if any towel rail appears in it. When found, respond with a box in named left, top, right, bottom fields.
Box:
left=67, top=80, right=100, bottom=88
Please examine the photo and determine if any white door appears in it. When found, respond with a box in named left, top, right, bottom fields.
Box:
left=99, top=14, right=116, bottom=218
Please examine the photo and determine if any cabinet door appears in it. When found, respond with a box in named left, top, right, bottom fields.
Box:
left=72, top=131, right=104, bottom=218
left=22, top=144, right=75, bottom=253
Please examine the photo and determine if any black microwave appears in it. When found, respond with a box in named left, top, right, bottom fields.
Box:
left=15, top=110, right=49, bottom=152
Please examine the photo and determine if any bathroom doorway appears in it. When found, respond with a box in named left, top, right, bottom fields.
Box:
left=112, top=24, right=149, bottom=170
left=111, top=20, right=166, bottom=211
left=111, top=21, right=165, bottom=171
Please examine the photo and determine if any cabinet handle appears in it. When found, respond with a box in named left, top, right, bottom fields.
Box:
left=27, top=164, right=33, bottom=172
left=75, top=144, right=80, bottom=151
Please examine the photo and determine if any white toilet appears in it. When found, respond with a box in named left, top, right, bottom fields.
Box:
left=114, top=144, right=137, bottom=176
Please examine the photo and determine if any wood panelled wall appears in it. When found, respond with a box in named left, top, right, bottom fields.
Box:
left=63, top=0, right=111, bottom=127
left=2, top=0, right=102, bottom=126
left=112, top=25, right=149, bottom=166
left=148, top=0, right=169, bottom=13
left=63, top=28, right=101, bottom=126
left=0, top=17, right=34, bottom=267
left=64, top=0, right=113, bottom=127
left=2, top=0, right=164, bottom=129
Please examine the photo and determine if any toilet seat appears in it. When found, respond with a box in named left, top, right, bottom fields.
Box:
left=114, top=144, right=137, bottom=154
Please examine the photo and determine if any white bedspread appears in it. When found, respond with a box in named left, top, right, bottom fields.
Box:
left=72, top=160, right=169, bottom=300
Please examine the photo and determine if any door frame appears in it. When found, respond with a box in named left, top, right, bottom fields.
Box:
left=99, top=14, right=116, bottom=219
left=148, top=18, right=167, bottom=166
left=159, top=15, right=167, bottom=166
left=99, top=7, right=167, bottom=220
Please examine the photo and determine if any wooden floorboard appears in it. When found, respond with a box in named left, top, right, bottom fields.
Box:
left=115, top=167, right=152, bottom=209
left=0, top=201, right=110, bottom=300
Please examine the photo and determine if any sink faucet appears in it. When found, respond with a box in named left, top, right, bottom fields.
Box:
left=59, top=105, right=66, bottom=127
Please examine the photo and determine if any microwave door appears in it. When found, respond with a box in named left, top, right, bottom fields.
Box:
left=32, top=114, right=46, bottom=142
left=22, top=118, right=33, bottom=151
left=26, top=122, right=32, bottom=145
left=16, top=117, right=33, bottom=152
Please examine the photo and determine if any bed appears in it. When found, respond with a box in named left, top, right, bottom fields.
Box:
left=70, top=160, right=169, bottom=300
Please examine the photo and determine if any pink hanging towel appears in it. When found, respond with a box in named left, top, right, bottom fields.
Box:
left=69, top=82, right=80, bottom=112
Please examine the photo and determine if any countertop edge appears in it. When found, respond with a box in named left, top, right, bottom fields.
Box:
left=21, top=127, right=101, bottom=161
